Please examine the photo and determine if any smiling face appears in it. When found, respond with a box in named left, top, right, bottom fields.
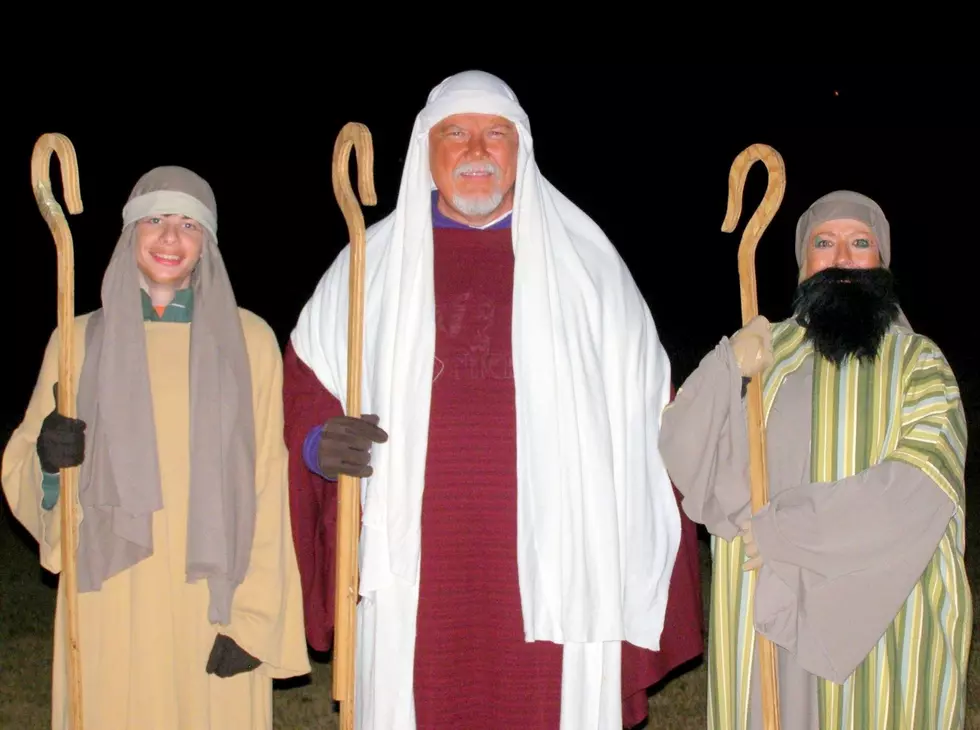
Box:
left=135, top=213, right=205, bottom=288
left=804, top=217, right=881, bottom=279
left=428, top=113, right=519, bottom=226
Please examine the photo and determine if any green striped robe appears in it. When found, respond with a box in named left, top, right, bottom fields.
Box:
left=707, top=319, right=970, bottom=730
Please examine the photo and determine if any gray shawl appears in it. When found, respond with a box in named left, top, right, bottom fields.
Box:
left=75, top=166, right=256, bottom=625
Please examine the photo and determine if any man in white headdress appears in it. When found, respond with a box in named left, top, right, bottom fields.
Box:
left=284, top=70, right=704, bottom=729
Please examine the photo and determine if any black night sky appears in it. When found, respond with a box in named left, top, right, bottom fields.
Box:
left=5, top=63, right=976, bottom=445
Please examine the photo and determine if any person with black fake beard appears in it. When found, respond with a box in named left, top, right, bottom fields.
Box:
left=657, top=190, right=970, bottom=730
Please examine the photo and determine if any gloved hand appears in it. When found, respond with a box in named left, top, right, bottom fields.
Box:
left=318, top=414, right=388, bottom=479
left=36, top=383, right=86, bottom=474
left=738, top=519, right=763, bottom=572
left=730, top=316, right=773, bottom=379
left=206, top=634, right=261, bottom=678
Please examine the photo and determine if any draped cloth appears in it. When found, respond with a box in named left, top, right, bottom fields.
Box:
left=76, top=166, right=257, bottom=625
left=291, top=70, right=680, bottom=728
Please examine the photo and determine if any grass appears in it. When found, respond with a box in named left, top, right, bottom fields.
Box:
left=1, top=436, right=977, bottom=728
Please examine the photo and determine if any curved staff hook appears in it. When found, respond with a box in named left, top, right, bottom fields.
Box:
left=721, top=142, right=786, bottom=730
left=722, top=143, right=787, bottom=327
left=31, top=131, right=85, bottom=730
left=330, top=121, right=377, bottom=730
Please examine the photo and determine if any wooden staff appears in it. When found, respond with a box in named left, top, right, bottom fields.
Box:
left=31, top=132, right=85, bottom=730
left=720, top=142, right=786, bottom=730
left=330, top=121, right=377, bottom=730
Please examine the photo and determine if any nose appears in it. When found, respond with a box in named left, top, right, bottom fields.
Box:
left=159, top=219, right=178, bottom=244
left=834, top=243, right=855, bottom=268
left=467, top=134, right=488, bottom=159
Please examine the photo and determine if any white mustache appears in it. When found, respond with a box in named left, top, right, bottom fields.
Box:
left=454, top=161, right=499, bottom=178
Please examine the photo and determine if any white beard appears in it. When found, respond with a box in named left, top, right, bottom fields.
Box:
left=451, top=190, right=504, bottom=218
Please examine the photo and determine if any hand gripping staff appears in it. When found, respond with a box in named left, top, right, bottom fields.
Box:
left=331, top=122, right=377, bottom=730
left=721, top=143, right=786, bottom=730
left=31, top=132, right=85, bottom=730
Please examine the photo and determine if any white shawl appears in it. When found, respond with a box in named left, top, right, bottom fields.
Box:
left=291, top=70, right=680, bottom=729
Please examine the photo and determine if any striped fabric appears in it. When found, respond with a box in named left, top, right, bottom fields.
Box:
left=707, top=320, right=970, bottom=730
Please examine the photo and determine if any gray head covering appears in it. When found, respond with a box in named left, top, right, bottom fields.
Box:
left=794, top=190, right=892, bottom=268
left=794, top=189, right=910, bottom=329
left=75, top=166, right=256, bottom=625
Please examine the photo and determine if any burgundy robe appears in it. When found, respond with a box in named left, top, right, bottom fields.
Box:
left=284, top=201, right=703, bottom=728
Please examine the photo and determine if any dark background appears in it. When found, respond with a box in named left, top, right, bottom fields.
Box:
left=4, top=64, right=976, bottom=436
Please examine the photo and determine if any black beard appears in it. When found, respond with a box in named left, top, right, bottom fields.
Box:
left=792, top=267, right=900, bottom=366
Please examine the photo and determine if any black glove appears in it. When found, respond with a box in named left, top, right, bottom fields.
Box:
left=206, top=634, right=261, bottom=678
left=318, top=414, right=388, bottom=479
left=36, top=383, right=86, bottom=474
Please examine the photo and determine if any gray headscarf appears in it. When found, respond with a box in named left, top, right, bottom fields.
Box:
left=75, top=166, right=256, bottom=625
left=794, top=189, right=911, bottom=329
left=794, top=190, right=892, bottom=268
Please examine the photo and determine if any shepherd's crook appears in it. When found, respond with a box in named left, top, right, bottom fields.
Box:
left=31, top=132, right=85, bottom=730
left=721, top=142, right=786, bottom=730
left=331, top=121, right=377, bottom=730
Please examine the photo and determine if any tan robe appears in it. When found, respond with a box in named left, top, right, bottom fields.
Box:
left=2, top=310, right=311, bottom=730
left=659, top=337, right=959, bottom=730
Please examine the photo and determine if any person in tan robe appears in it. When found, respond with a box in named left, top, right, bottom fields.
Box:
left=658, top=191, right=970, bottom=729
left=2, top=166, right=311, bottom=729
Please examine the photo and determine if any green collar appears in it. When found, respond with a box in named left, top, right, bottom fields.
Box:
left=141, top=288, right=194, bottom=323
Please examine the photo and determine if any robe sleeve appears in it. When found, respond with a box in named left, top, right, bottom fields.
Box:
left=1, top=326, right=68, bottom=575
left=283, top=339, right=345, bottom=653
left=750, top=349, right=964, bottom=684
left=658, top=338, right=751, bottom=541
left=221, top=320, right=311, bottom=679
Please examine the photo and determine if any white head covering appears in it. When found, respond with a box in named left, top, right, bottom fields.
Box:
left=292, top=70, right=679, bottom=729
